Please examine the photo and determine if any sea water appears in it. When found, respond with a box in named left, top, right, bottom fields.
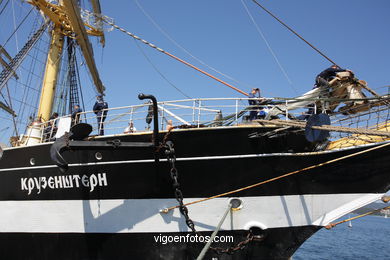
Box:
left=294, top=215, right=390, bottom=260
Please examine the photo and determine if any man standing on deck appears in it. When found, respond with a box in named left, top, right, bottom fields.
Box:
left=71, top=104, right=82, bottom=125
left=93, top=94, right=108, bottom=135
left=248, top=88, right=262, bottom=121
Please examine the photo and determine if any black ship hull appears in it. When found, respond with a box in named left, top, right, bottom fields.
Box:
left=0, top=126, right=389, bottom=259
left=1, top=227, right=321, bottom=260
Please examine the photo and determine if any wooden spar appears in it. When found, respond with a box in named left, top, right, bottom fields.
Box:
left=358, top=80, right=384, bottom=99
left=0, top=56, right=18, bottom=80
left=62, top=0, right=105, bottom=94
left=255, top=119, right=390, bottom=137
left=90, top=0, right=105, bottom=46
left=0, top=101, right=15, bottom=116
left=28, top=0, right=105, bottom=95
left=0, top=45, right=18, bottom=79
left=37, top=26, right=64, bottom=122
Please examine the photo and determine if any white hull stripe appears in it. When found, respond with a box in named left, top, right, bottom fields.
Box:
left=0, top=141, right=386, bottom=172
left=0, top=193, right=381, bottom=233
left=1, top=154, right=299, bottom=172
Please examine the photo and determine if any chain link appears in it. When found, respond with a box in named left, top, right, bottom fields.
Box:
left=165, top=141, right=196, bottom=232
left=164, top=141, right=264, bottom=254
left=210, top=230, right=265, bottom=255
left=64, top=132, right=70, bottom=148
left=156, top=128, right=173, bottom=152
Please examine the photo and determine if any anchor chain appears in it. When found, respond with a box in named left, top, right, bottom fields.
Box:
left=164, top=141, right=261, bottom=255
left=165, top=141, right=196, bottom=232
left=211, top=230, right=264, bottom=255
left=64, top=132, right=70, bottom=148
left=156, top=128, right=173, bottom=152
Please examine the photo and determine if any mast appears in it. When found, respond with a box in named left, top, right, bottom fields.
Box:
left=37, top=26, right=64, bottom=121
left=29, top=0, right=105, bottom=122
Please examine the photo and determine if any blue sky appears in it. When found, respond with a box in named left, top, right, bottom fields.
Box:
left=0, top=0, right=389, bottom=143
left=0, top=1, right=389, bottom=195
left=84, top=0, right=390, bottom=109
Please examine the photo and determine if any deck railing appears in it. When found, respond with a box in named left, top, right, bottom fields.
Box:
left=25, top=97, right=315, bottom=142
left=79, top=97, right=314, bottom=136
left=18, top=95, right=390, bottom=147
left=20, top=97, right=320, bottom=143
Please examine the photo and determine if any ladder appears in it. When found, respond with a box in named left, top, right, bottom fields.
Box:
left=66, top=38, right=81, bottom=113
left=0, top=22, right=47, bottom=92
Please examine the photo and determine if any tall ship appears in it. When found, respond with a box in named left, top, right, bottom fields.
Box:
left=0, top=0, right=389, bottom=259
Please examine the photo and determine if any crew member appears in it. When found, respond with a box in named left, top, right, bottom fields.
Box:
left=248, top=88, right=261, bottom=121
left=93, top=94, right=108, bottom=135
left=44, top=112, right=59, bottom=141
left=315, top=64, right=352, bottom=88
left=124, top=121, right=136, bottom=133
left=71, top=104, right=82, bottom=125
left=166, top=120, right=174, bottom=131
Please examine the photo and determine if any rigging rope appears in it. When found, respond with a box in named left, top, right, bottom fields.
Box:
left=251, top=0, right=339, bottom=67
left=161, top=141, right=390, bottom=213
left=101, top=17, right=249, bottom=97
left=0, top=22, right=48, bottom=93
left=1, top=7, right=33, bottom=48
left=132, top=38, right=193, bottom=99
left=240, top=0, right=297, bottom=94
left=133, top=0, right=257, bottom=91
left=75, top=50, right=87, bottom=120
left=11, top=0, right=21, bottom=53
left=0, top=0, right=9, bottom=17
left=325, top=205, right=390, bottom=229
left=16, top=13, right=42, bottom=125
left=256, top=119, right=390, bottom=137
left=4, top=83, right=18, bottom=136
left=17, top=48, right=39, bottom=128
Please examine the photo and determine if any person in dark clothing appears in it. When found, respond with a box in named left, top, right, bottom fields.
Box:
left=44, top=112, right=59, bottom=141
left=71, top=104, right=82, bottom=125
left=315, top=64, right=350, bottom=88
left=297, top=103, right=316, bottom=121
left=248, top=88, right=262, bottom=121
left=314, top=65, right=353, bottom=111
left=93, top=94, right=108, bottom=135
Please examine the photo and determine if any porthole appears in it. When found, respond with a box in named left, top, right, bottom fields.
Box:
left=30, top=158, right=35, bottom=165
left=95, top=152, right=103, bottom=160
left=249, top=226, right=267, bottom=238
left=229, top=198, right=243, bottom=211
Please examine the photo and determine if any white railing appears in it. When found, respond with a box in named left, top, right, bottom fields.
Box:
left=24, top=97, right=316, bottom=143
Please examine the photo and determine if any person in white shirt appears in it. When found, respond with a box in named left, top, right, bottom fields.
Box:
left=124, top=121, right=136, bottom=133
